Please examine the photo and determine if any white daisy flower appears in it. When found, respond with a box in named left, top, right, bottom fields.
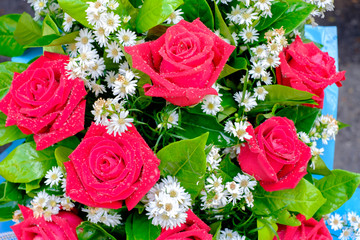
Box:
left=105, top=41, right=124, bottom=63
left=234, top=173, right=257, bottom=194
left=249, top=61, right=267, bottom=79
left=261, top=71, right=273, bottom=85
left=239, top=7, right=258, bottom=26
left=93, top=25, right=110, bottom=47
left=251, top=45, right=268, bottom=59
left=224, top=120, right=252, bottom=141
left=75, top=28, right=95, bottom=51
left=339, top=228, right=352, bottom=240
left=245, top=191, right=254, bottom=208
left=33, top=0, right=47, bottom=12
left=89, top=57, right=106, bottom=79
left=164, top=111, right=179, bottom=129
left=117, top=29, right=137, bottom=46
left=105, top=71, right=118, bottom=88
left=87, top=0, right=108, bottom=14
left=63, top=13, right=75, bottom=32
left=45, top=166, right=63, bottom=187
left=201, top=95, right=222, bottom=116
left=101, top=11, right=121, bottom=33
left=122, top=15, right=131, bottom=24
left=328, top=213, right=344, bottom=231
left=90, top=82, right=106, bottom=97
left=60, top=196, right=75, bottom=211
left=348, top=211, right=359, bottom=226
left=254, top=0, right=273, bottom=11
left=112, top=72, right=138, bottom=98
left=165, top=9, right=184, bottom=24
left=107, top=111, right=134, bottom=136
left=66, top=43, right=78, bottom=58
left=86, top=10, right=104, bottom=27
left=226, top=5, right=242, bottom=24
left=107, top=0, right=119, bottom=10
left=32, top=190, right=50, bottom=208
left=219, top=228, right=246, bottom=240
left=254, top=87, right=268, bottom=101
left=239, top=26, right=259, bottom=44
left=298, top=132, right=310, bottom=144
left=262, top=54, right=281, bottom=68
left=205, top=174, right=224, bottom=192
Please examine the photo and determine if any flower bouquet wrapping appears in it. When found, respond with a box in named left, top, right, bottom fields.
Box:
left=0, top=0, right=358, bottom=239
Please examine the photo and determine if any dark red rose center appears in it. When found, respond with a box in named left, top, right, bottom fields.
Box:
left=89, top=140, right=128, bottom=182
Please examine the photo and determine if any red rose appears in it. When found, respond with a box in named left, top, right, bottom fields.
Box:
left=276, top=36, right=345, bottom=108
left=156, top=210, right=212, bottom=240
left=274, top=214, right=332, bottom=240
left=124, top=19, right=235, bottom=107
left=0, top=52, right=86, bottom=150
left=11, top=205, right=82, bottom=240
left=64, top=123, right=160, bottom=210
left=237, top=117, right=311, bottom=191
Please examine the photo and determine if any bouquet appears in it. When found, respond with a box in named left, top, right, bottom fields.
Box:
left=0, top=0, right=358, bottom=239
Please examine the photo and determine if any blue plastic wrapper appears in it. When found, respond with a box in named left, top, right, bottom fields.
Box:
left=306, top=25, right=360, bottom=239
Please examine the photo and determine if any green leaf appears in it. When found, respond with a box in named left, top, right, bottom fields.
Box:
left=46, top=31, right=79, bottom=46
left=114, top=0, right=139, bottom=28
left=0, top=142, right=56, bottom=183
left=315, top=169, right=360, bottom=216
left=0, top=112, right=27, bottom=146
left=253, top=179, right=326, bottom=221
left=257, top=218, right=278, bottom=240
left=136, top=0, right=184, bottom=33
left=275, top=106, right=321, bottom=134
left=250, top=85, right=317, bottom=114
left=158, top=133, right=208, bottom=199
left=338, top=121, right=350, bottom=130
left=0, top=61, right=28, bottom=100
left=209, top=221, right=222, bottom=240
left=218, top=155, right=240, bottom=182
left=180, top=0, right=214, bottom=30
left=256, top=2, right=289, bottom=31
left=25, top=178, right=42, bottom=194
left=56, top=136, right=80, bottom=149
left=54, top=146, right=73, bottom=174
left=217, top=91, right=238, bottom=122
left=0, top=14, right=25, bottom=57
left=213, top=2, right=234, bottom=45
left=77, top=221, right=116, bottom=240
left=0, top=182, right=22, bottom=202
left=58, top=0, right=93, bottom=29
left=43, top=14, right=60, bottom=36
left=268, top=0, right=315, bottom=34
left=175, top=109, right=237, bottom=148
left=125, top=212, right=161, bottom=240
left=14, top=12, right=42, bottom=46
left=308, top=155, right=332, bottom=176
left=0, top=192, right=31, bottom=221
left=219, top=57, right=247, bottom=79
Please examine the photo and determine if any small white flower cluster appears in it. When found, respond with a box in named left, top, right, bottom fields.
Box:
left=226, top=0, right=274, bottom=44
left=157, top=110, right=179, bottom=130
left=297, top=131, right=324, bottom=170
left=201, top=173, right=256, bottom=210
left=201, top=84, right=223, bottom=116
left=249, top=28, right=287, bottom=83
left=206, top=146, right=222, bottom=171
left=303, top=0, right=334, bottom=18
left=164, top=9, right=184, bottom=24
left=65, top=28, right=107, bottom=95
left=91, top=98, right=134, bottom=136
left=85, top=0, right=137, bottom=47
left=82, top=207, right=122, bottom=227
left=225, top=120, right=252, bottom=141
left=30, top=190, right=75, bottom=222
left=112, top=68, right=139, bottom=99
left=145, top=176, right=192, bottom=230
left=219, top=228, right=246, bottom=240
left=326, top=212, right=360, bottom=240
left=27, top=0, right=61, bottom=21
left=309, top=115, right=339, bottom=145
left=12, top=210, right=23, bottom=223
